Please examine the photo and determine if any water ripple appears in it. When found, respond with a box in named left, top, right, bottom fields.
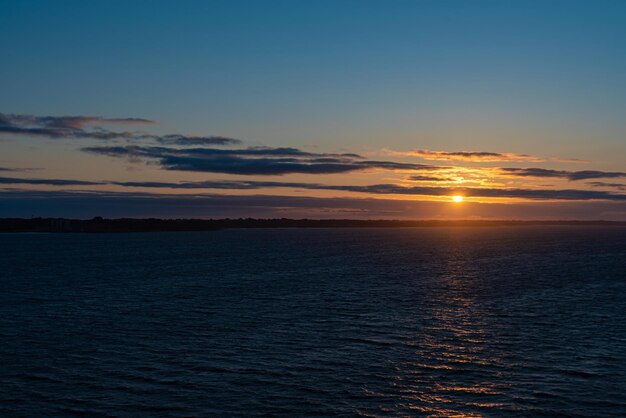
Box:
left=1, top=226, right=625, bottom=416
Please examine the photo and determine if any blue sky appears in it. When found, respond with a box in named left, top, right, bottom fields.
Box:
left=1, top=1, right=625, bottom=219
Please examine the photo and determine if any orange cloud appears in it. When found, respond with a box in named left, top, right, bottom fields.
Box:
left=386, top=149, right=544, bottom=162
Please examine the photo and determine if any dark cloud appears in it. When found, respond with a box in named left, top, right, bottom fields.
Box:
left=0, top=112, right=153, bottom=140
left=157, top=156, right=426, bottom=175
left=113, top=179, right=626, bottom=201
left=3, top=172, right=625, bottom=201
left=84, top=145, right=435, bottom=175
left=1, top=189, right=625, bottom=220
left=501, top=167, right=626, bottom=181
left=407, top=175, right=449, bottom=182
left=565, top=171, right=626, bottom=180
left=0, top=112, right=241, bottom=145
left=113, top=180, right=314, bottom=190
left=588, top=182, right=626, bottom=191
left=0, top=113, right=153, bottom=130
left=156, top=135, right=241, bottom=146
left=0, top=176, right=103, bottom=186
left=83, top=145, right=361, bottom=159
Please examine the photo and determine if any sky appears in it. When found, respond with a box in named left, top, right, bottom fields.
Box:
left=1, top=0, right=625, bottom=219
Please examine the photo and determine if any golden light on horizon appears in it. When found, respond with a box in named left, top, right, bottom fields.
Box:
left=452, top=195, right=464, bottom=202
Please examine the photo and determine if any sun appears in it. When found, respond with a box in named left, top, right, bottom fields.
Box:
left=452, top=195, right=464, bottom=202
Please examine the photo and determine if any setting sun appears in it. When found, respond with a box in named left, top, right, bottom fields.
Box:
left=452, top=195, right=464, bottom=202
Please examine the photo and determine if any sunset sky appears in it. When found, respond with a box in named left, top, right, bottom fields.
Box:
left=1, top=0, right=625, bottom=219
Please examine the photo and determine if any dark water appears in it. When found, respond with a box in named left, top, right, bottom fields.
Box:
left=1, top=227, right=625, bottom=417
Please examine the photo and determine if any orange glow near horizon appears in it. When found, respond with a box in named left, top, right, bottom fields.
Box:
left=452, top=195, right=464, bottom=203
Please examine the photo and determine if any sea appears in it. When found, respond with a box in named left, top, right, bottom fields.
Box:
left=1, top=226, right=625, bottom=417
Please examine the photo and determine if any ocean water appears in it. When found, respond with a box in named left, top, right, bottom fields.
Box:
left=1, top=227, right=625, bottom=417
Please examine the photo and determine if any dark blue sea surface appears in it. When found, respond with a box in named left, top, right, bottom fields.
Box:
left=1, top=227, right=625, bottom=417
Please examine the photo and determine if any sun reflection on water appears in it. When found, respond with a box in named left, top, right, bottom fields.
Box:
left=378, top=231, right=508, bottom=415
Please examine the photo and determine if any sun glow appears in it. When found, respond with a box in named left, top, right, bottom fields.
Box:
left=452, top=195, right=464, bottom=202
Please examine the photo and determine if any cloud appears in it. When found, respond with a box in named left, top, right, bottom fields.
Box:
left=0, top=176, right=103, bottom=186
left=83, top=145, right=362, bottom=159
left=0, top=113, right=153, bottom=130
left=0, top=112, right=241, bottom=145
left=7, top=171, right=623, bottom=201
left=588, top=182, right=626, bottom=191
left=501, top=167, right=626, bottom=181
left=83, top=145, right=436, bottom=175
left=386, top=149, right=544, bottom=162
left=408, top=175, right=451, bottom=182
left=113, top=180, right=314, bottom=190
left=156, top=135, right=241, bottom=146
left=2, top=189, right=625, bottom=220
left=0, top=112, right=153, bottom=140
left=112, top=179, right=626, bottom=201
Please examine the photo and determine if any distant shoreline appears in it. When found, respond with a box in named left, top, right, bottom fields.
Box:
left=0, top=218, right=625, bottom=233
